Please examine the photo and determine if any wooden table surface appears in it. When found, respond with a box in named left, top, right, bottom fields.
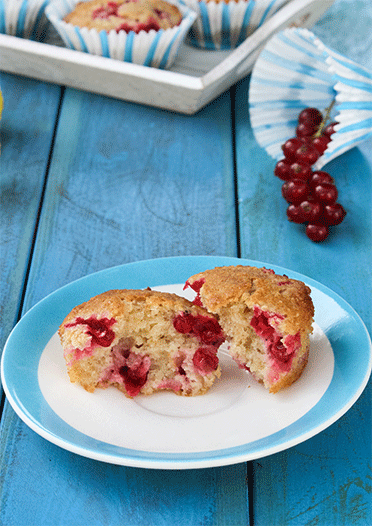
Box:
left=1, top=0, right=371, bottom=524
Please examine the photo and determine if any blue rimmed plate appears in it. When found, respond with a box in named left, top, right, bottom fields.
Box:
left=1, top=256, right=371, bottom=469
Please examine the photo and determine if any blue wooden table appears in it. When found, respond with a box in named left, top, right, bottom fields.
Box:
left=1, top=0, right=371, bottom=524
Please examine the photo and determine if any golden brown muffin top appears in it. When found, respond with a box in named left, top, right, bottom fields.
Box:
left=64, top=0, right=182, bottom=32
left=186, top=265, right=314, bottom=333
left=60, top=288, right=213, bottom=330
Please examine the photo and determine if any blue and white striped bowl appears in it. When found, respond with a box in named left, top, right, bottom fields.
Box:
left=182, top=0, right=290, bottom=50
left=249, top=27, right=372, bottom=169
left=0, top=0, right=51, bottom=40
left=45, top=0, right=196, bottom=69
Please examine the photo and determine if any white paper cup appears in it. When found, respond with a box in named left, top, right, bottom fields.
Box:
left=45, top=0, right=197, bottom=68
left=0, top=0, right=51, bottom=40
left=182, top=0, right=290, bottom=50
left=249, top=27, right=372, bottom=169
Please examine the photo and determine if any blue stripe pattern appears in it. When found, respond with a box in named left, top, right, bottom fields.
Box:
left=220, top=3, right=231, bottom=49
left=159, top=28, right=181, bottom=69
left=237, top=2, right=254, bottom=45
left=259, top=50, right=331, bottom=83
left=189, top=0, right=287, bottom=50
left=338, top=101, right=372, bottom=111
left=15, top=1, right=29, bottom=37
left=330, top=55, right=372, bottom=81
left=0, top=0, right=49, bottom=40
left=124, top=32, right=134, bottom=63
left=249, top=27, right=372, bottom=169
left=323, top=131, right=372, bottom=158
left=30, top=0, right=50, bottom=41
left=0, top=1, right=5, bottom=35
left=250, top=99, right=334, bottom=110
left=199, top=3, right=212, bottom=47
left=250, top=77, right=334, bottom=94
left=258, top=0, right=281, bottom=26
left=74, top=27, right=88, bottom=53
left=144, top=31, right=162, bottom=67
left=332, top=74, right=372, bottom=93
left=99, top=31, right=110, bottom=58
left=45, top=0, right=196, bottom=68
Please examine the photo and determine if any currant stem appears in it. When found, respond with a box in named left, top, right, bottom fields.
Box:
left=314, top=100, right=336, bottom=138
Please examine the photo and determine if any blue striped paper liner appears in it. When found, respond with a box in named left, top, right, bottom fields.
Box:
left=0, top=0, right=50, bottom=40
left=249, top=28, right=372, bottom=170
left=182, top=0, right=290, bottom=50
left=45, top=0, right=196, bottom=69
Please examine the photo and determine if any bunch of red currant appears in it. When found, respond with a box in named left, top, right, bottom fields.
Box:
left=274, top=107, right=346, bottom=242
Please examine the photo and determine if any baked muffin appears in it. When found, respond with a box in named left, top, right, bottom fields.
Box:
left=46, top=0, right=196, bottom=68
left=183, top=0, right=290, bottom=50
left=184, top=265, right=314, bottom=393
left=63, top=0, right=183, bottom=33
left=59, top=288, right=225, bottom=397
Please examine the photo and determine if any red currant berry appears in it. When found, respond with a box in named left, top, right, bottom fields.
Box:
left=282, top=180, right=309, bottom=204
left=313, top=183, right=338, bottom=204
left=296, top=122, right=317, bottom=139
left=274, top=159, right=292, bottom=181
left=323, top=122, right=337, bottom=138
left=312, top=135, right=330, bottom=155
left=323, top=203, right=347, bottom=225
left=289, top=162, right=312, bottom=181
left=309, top=171, right=334, bottom=192
left=306, top=223, right=329, bottom=242
left=286, top=204, right=306, bottom=223
left=294, top=142, right=320, bottom=166
left=299, top=199, right=323, bottom=223
left=298, top=107, right=323, bottom=127
left=282, top=137, right=304, bottom=161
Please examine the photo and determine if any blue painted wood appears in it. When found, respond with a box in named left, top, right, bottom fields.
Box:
left=0, top=88, right=249, bottom=526
left=1, top=1, right=371, bottom=524
left=0, top=403, right=248, bottom=525
left=26, top=87, right=238, bottom=304
left=0, top=72, right=61, bottom=383
left=233, top=0, right=372, bottom=523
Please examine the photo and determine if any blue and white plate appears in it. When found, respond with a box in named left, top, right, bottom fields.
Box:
left=1, top=256, right=371, bottom=469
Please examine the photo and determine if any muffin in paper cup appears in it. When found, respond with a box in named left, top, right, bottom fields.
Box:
left=0, top=0, right=51, bottom=40
left=249, top=27, right=372, bottom=170
left=181, top=0, right=290, bottom=50
left=45, top=0, right=197, bottom=68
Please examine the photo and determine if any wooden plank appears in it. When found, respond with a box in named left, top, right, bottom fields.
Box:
left=0, top=72, right=61, bottom=378
left=0, top=86, right=249, bottom=526
left=235, top=77, right=372, bottom=526
left=233, top=0, right=372, bottom=521
left=25, top=87, right=238, bottom=303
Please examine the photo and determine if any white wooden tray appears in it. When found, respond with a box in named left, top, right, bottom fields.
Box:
left=0, top=0, right=334, bottom=114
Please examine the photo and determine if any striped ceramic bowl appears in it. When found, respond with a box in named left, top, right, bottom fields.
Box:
left=249, top=27, right=372, bottom=170
left=45, top=0, right=196, bottom=69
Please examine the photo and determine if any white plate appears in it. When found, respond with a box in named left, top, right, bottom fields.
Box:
left=1, top=256, right=371, bottom=469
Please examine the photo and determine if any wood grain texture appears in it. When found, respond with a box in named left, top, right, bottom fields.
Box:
left=233, top=0, right=372, bottom=523
left=0, top=401, right=248, bottom=526
left=1, top=1, right=371, bottom=524
left=0, top=72, right=61, bottom=375
left=0, top=88, right=249, bottom=526
left=26, top=87, right=237, bottom=304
